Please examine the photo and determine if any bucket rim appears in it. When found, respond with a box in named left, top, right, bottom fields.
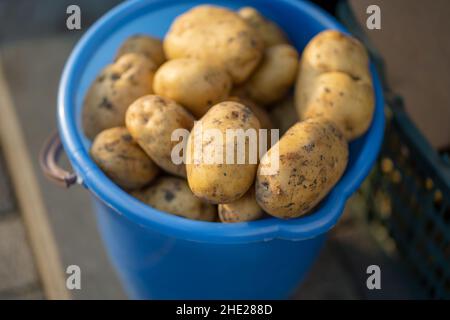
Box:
left=58, top=0, right=385, bottom=244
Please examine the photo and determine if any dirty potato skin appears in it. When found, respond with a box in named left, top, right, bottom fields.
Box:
left=132, top=176, right=217, bottom=222
left=125, top=95, right=195, bottom=177
left=238, top=7, right=289, bottom=47
left=164, top=5, right=264, bottom=84
left=90, top=127, right=159, bottom=190
left=115, top=34, right=166, bottom=68
left=218, top=188, right=264, bottom=223
left=299, top=30, right=371, bottom=83
left=255, top=118, right=348, bottom=219
left=236, top=44, right=299, bottom=106
left=186, top=102, right=261, bottom=204
left=153, top=58, right=232, bottom=118
left=295, top=30, right=374, bottom=140
left=227, top=96, right=273, bottom=130
left=227, top=96, right=274, bottom=156
left=82, top=53, right=155, bottom=140
left=299, top=72, right=375, bottom=140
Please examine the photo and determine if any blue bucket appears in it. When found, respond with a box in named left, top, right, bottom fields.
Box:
left=57, top=0, right=385, bottom=299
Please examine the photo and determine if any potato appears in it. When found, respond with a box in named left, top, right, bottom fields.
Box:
left=227, top=96, right=273, bottom=130
left=235, top=44, right=299, bottom=106
left=238, top=7, right=289, bottom=47
left=218, top=188, right=263, bottom=223
left=153, top=58, right=232, bottom=118
left=269, top=95, right=298, bottom=135
left=90, top=127, right=159, bottom=190
left=125, top=95, right=195, bottom=177
left=300, top=30, right=371, bottom=83
left=227, top=96, right=275, bottom=157
left=115, top=34, right=166, bottom=68
left=164, top=5, right=264, bottom=84
left=294, top=30, right=374, bottom=140
left=186, top=102, right=261, bottom=204
left=255, top=117, right=348, bottom=219
left=82, top=53, right=155, bottom=140
left=132, top=176, right=216, bottom=222
left=299, top=72, right=375, bottom=140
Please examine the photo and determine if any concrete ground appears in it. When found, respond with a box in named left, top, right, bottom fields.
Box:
left=0, top=0, right=447, bottom=299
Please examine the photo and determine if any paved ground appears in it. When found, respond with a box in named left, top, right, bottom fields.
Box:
left=1, top=0, right=447, bottom=299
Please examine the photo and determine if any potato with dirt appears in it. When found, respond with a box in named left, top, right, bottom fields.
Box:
left=299, top=72, right=375, bottom=139
left=132, top=176, right=217, bottom=222
left=295, top=30, right=374, bottom=140
left=153, top=58, right=232, bottom=118
left=125, top=95, right=195, bottom=177
left=238, top=6, right=289, bottom=47
left=82, top=53, right=155, bottom=140
left=255, top=117, right=348, bottom=219
left=90, top=127, right=159, bottom=190
left=186, top=101, right=261, bottom=204
left=227, top=96, right=273, bottom=130
left=164, top=5, right=264, bottom=84
left=115, top=34, right=166, bottom=68
left=234, top=44, right=299, bottom=106
left=218, top=188, right=264, bottom=223
left=298, top=30, right=371, bottom=82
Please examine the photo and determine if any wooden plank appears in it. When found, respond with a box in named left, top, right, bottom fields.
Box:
left=0, top=57, right=70, bottom=300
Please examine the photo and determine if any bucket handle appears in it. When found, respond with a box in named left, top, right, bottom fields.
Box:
left=39, top=131, right=78, bottom=188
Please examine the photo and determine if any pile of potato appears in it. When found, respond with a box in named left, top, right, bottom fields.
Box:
left=83, top=5, right=374, bottom=223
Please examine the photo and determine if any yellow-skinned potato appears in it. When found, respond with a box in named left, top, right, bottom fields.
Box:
left=238, top=7, right=289, bottom=47
left=237, top=44, right=299, bottom=106
left=153, top=58, right=232, bottom=118
left=125, top=95, right=195, bottom=177
left=295, top=30, right=374, bottom=141
left=132, top=176, right=217, bottom=222
left=82, top=53, right=155, bottom=140
left=269, top=95, right=298, bottom=135
left=115, top=34, right=166, bottom=68
left=255, top=118, right=348, bottom=219
left=186, top=102, right=261, bottom=204
left=227, top=96, right=274, bottom=157
left=227, top=96, right=273, bottom=129
left=90, top=127, right=159, bottom=190
left=300, top=30, right=371, bottom=82
left=164, top=5, right=264, bottom=84
left=218, top=188, right=264, bottom=223
left=300, top=72, right=375, bottom=140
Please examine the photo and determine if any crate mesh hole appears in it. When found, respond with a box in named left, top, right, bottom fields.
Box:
left=445, top=278, right=450, bottom=293
left=433, top=190, right=443, bottom=212
left=381, top=157, right=394, bottom=173
left=435, top=266, right=444, bottom=281
left=429, top=287, right=436, bottom=299
left=433, top=230, right=446, bottom=249
left=442, top=203, right=450, bottom=224
left=425, top=220, right=435, bottom=236
left=364, top=113, right=450, bottom=298
left=425, top=177, right=434, bottom=190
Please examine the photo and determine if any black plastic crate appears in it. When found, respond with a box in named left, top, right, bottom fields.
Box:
left=333, top=1, right=450, bottom=299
